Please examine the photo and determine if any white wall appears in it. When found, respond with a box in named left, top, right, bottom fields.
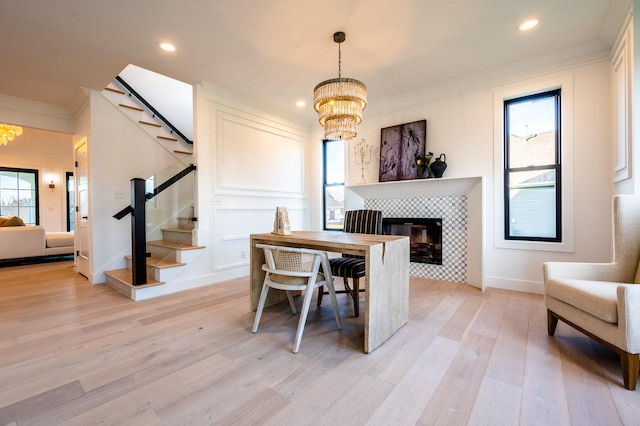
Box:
left=0, top=99, right=74, bottom=232
left=181, top=82, right=311, bottom=289
left=344, top=59, right=613, bottom=293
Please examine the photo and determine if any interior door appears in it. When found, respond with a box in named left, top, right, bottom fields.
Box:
left=74, top=139, right=90, bottom=278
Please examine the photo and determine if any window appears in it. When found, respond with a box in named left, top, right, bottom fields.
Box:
left=504, top=90, right=561, bottom=242
left=0, top=167, right=39, bottom=225
left=323, top=139, right=345, bottom=230
left=66, top=171, right=74, bottom=231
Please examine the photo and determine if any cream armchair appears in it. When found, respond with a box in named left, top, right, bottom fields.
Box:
left=543, top=195, right=640, bottom=390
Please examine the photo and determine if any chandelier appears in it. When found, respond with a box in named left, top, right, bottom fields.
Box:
left=0, top=123, right=23, bottom=146
left=313, top=32, right=367, bottom=141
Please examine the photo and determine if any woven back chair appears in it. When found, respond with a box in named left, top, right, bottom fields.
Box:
left=252, top=244, right=342, bottom=353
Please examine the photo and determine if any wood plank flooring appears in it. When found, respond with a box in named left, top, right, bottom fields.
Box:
left=0, top=261, right=638, bottom=425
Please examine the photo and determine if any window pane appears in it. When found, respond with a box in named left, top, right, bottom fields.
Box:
left=508, top=169, right=557, bottom=239
left=18, top=172, right=36, bottom=189
left=325, top=140, right=345, bottom=185
left=18, top=188, right=34, bottom=205
left=0, top=171, right=18, bottom=189
left=1, top=189, right=18, bottom=206
left=325, top=185, right=344, bottom=230
left=507, top=96, right=556, bottom=168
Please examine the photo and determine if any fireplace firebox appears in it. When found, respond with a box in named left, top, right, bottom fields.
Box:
left=383, top=218, right=442, bottom=265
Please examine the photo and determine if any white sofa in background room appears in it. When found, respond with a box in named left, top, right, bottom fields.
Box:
left=0, top=225, right=74, bottom=261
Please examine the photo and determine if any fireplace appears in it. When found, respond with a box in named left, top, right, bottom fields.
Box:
left=383, top=218, right=442, bottom=265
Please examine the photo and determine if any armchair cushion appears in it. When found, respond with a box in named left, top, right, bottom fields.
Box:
left=544, top=278, right=621, bottom=324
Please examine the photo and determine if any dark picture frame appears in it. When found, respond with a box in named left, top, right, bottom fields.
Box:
left=379, top=119, right=427, bottom=182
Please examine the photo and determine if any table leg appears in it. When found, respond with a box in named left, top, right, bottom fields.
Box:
left=363, top=237, right=410, bottom=353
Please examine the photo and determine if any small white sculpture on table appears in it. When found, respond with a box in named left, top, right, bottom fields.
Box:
left=272, top=206, right=292, bottom=235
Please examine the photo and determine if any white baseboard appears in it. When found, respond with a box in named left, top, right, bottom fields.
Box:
left=484, top=275, right=544, bottom=294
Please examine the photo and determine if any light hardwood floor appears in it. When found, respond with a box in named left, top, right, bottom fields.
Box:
left=1, top=261, right=638, bottom=425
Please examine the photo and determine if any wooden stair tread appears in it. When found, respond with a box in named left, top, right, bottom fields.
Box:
left=147, top=240, right=205, bottom=250
left=139, top=120, right=162, bottom=127
left=104, top=268, right=164, bottom=288
left=104, top=87, right=125, bottom=94
left=119, top=103, right=144, bottom=111
left=174, top=150, right=191, bottom=155
left=157, top=135, right=178, bottom=141
left=125, top=255, right=186, bottom=269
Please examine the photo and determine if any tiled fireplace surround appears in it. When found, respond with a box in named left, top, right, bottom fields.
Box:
left=345, top=177, right=483, bottom=288
left=366, top=195, right=467, bottom=282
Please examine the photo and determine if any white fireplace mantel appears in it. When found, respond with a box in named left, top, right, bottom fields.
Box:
left=345, top=176, right=486, bottom=290
left=345, top=176, right=483, bottom=201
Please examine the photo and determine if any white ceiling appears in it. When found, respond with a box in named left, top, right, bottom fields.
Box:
left=0, top=0, right=630, bottom=126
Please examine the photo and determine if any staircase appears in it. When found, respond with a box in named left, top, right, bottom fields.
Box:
left=101, top=76, right=201, bottom=301
left=102, top=82, right=193, bottom=158
left=104, top=222, right=205, bottom=301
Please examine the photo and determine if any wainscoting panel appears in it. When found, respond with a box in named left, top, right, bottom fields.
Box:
left=216, top=110, right=304, bottom=195
left=212, top=205, right=307, bottom=271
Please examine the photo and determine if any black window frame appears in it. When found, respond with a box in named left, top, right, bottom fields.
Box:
left=503, top=89, right=562, bottom=242
left=66, top=171, right=74, bottom=232
left=0, top=166, right=40, bottom=225
left=323, top=139, right=345, bottom=231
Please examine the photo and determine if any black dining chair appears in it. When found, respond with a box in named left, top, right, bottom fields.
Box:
left=318, top=209, right=383, bottom=317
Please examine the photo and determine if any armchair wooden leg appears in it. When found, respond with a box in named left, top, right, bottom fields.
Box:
left=547, top=310, right=559, bottom=336
left=621, top=352, right=639, bottom=391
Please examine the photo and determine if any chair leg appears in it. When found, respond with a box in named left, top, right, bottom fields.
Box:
left=325, top=279, right=342, bottom=330
left=252, top=283, right=270, bottom=333
left=352, top=278, right=360, bottom=318
left=316, top=285, right=324, bottom=307
left=292, top=288, right=315, bottom=353
left=547, top=310, right=558, bottom=336
left=286, top=290, right=297, bottom=314
left=620, top=352, right=639, bottom=390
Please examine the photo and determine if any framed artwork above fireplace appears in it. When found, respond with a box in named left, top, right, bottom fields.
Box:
left=379, top=119, right=427, bottom=182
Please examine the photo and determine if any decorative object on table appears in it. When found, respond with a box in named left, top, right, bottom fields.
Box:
left=272, top=206, right=291, bottom=235
left=354, top=138, right=372, bottom=184
left=313, top=31, right=367, bottom=141
left=414, top=151, right=434, bottom=179
left=430, top=153, right=447, bottom=178
left=379, top=119, right=427, bottom=182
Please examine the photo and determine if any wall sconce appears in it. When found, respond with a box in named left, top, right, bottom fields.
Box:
left=49, top=180, right=55, bottom=191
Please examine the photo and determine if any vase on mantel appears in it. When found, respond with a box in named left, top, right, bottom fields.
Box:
left=430, top=154, right=447, bottom=178
left=419, top=166, right=433, bottom=179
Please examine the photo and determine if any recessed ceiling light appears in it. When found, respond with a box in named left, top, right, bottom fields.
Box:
left=159, top=42, right=176, bottom=52
left=296, top=100, right=306, bottom=107
left=517, top=18, right=540, bottom=31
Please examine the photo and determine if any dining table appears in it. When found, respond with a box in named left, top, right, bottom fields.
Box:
left=249, top=230, right=410, bottom=353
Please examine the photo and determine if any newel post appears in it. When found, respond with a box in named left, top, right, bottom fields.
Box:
left=131, top=178, right=147, bottom=285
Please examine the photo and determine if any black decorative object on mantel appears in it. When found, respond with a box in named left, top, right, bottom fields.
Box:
left=430, top=154, right=447, bottom=178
